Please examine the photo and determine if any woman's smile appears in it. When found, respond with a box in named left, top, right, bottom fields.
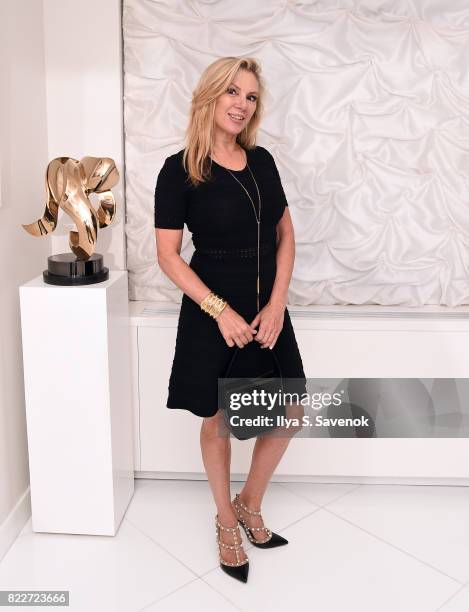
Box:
left=227, top=112, right=246, bottom=124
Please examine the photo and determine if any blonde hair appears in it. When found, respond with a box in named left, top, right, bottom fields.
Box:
left=182, top=57, right=265, bottom=186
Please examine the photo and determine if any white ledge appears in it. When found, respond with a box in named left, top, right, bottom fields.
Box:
left=129, top=299, right=469, bottom=324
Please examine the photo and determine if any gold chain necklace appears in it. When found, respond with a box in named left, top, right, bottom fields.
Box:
left=224, top=163, right=262, bottom=313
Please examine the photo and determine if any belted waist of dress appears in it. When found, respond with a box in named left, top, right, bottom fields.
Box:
left=194, top=240, right=276, bottom=260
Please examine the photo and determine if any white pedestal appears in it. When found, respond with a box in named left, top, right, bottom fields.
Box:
left=19, top=270, right=134, bottom=535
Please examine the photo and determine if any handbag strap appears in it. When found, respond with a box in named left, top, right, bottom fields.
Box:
left=223, top=343, right=284, bottom=384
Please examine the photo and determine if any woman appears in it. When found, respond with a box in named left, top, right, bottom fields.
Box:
left=154, top=57, right=306, bottom=583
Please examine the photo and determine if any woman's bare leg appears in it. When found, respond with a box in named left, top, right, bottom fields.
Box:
left=200, top=410, right=247, bottom=564
left=235, top=403, right=303, bottom=539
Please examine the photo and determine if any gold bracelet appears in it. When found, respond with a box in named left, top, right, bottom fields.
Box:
left=200, top=291, right=227, bottom=319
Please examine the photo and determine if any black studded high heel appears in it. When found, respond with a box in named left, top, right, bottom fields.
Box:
left=232, top=493, right=289, bottom=549
left=215, top=514, right=249, bottom=583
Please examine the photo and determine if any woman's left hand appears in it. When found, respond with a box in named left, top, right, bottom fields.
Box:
left=249, top=300, right=285, bottom=349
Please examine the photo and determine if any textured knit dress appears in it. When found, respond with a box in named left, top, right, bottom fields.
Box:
left=154, top=145, right=306, bottom=418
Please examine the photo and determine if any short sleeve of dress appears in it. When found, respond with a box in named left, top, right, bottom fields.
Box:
left=260, top=147, right=289, bottom=208
left=154, top=154, right=188, bottom=229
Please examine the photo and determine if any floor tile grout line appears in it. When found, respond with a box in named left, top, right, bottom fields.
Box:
left=136, top=575, right=201, bottom=612
left=2, top=517, right=201, bottom=612
left=276, top=481, right=364, bottom=509
left=276, top=482, right=469, bottom=590
left=125, top=515, right=244, bottom=611
left=127, top=514, right=243, bottom=612
left=266, top=505, right=324, bottom=535
left=436, top=569, right=469, bottom=611
left=128, top=481, right=257, bottom=575
left=197, top=576, right=244, bottom=612
left=322, top=506, right=465, bottom=586
left=132, top=479, right=358, bottom=519
left=433, top=583, right=469, bottom=612
left=123, top=517, right=205, bottom=585
left=136, top=573, right=241, bottom=612
left=4, top=513, right=241, bottom=612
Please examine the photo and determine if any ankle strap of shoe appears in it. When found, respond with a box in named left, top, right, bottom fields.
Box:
left=215, top=516, right=240, bottom=532
left=234, top=494, right=262, bottom=516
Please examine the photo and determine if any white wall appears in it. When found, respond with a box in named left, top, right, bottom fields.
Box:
left=42, top=0, right=126, bottom=270
left=0, top=0, right=125, bottom=561
left=0, top=0, right=50, bottom=558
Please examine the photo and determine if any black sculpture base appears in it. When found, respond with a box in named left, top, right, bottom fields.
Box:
left=43, top=253, right=109, bottom=286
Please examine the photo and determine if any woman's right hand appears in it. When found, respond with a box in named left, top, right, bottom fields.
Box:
left=215, top=304, right=258, bottom=348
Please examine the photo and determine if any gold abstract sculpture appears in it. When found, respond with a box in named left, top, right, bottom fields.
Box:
left=22, top=157, right=119, bottom=260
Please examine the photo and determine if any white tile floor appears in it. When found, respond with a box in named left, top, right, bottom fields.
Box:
left=1, top=479, right=469, bottom=611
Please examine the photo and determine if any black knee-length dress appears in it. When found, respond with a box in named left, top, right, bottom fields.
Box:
left=154, top=145, right=306, bottom=418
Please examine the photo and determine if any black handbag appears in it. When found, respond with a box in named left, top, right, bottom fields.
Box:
left=218, top=340, right=286, bottom=440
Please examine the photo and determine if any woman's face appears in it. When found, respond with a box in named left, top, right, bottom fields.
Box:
left=213, top=69, right=259, bottom=138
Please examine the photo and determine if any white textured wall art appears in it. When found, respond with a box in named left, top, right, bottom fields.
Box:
left=123, top=0, right=469, bottom=306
